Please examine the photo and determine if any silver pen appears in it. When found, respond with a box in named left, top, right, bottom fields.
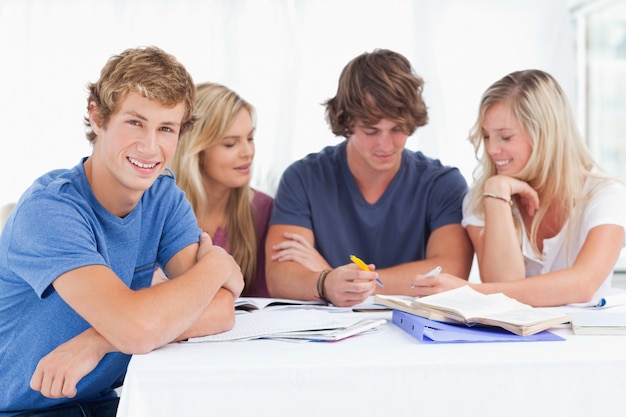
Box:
left=409, top=266, right=442, bottom=288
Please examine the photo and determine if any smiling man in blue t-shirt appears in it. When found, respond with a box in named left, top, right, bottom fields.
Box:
left=266, top=49, right=473, bottom=307
left=0, top=46, right=243, bottom=417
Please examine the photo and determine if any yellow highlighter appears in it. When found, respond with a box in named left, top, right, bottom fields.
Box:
left=350, top=255, right=384, bottom=287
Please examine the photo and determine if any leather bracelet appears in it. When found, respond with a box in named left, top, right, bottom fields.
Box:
left=483, top=192, right=513, bottom=206
left=316, top=269, right=332, bottom=304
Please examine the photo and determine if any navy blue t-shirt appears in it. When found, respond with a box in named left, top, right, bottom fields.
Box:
left=270, top=142, right=467, bottom=268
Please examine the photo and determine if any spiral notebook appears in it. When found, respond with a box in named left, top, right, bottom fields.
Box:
left=187, top=310, right=386, bottom=342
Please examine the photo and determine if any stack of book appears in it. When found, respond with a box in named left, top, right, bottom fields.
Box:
left=374, top=286, right=570, bottom=340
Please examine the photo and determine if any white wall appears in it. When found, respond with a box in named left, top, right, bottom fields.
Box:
left=0, top=0, right=576, bottom=208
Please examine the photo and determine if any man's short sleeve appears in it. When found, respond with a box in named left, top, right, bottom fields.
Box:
left=6, top=194, right=105, bottom=297
left=270, top=162, right=313, bottom=229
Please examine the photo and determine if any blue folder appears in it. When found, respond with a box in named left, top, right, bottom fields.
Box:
left=392, top=310, right=564, bottom=343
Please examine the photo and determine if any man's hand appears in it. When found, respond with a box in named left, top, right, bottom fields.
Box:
left=30, top=328, right=113, bottom=398
left=271, top=232, right=331, bottom=271
left=197, top=232, right=244, bottom=298
left=323, top=265, right=378, bottom=307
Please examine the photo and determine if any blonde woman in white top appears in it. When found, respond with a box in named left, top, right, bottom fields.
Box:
left=410, top=69, right=626, bottom=307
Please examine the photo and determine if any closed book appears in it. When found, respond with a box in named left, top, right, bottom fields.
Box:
left=570, top=311, right=626, bottom=335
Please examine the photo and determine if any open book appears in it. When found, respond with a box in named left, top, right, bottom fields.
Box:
left=187, top=309, right=386, bottom=342
left=235, top=296, right=391, bottom=313
left=393, top=310, right=564, bottom=343
left=235, top=297, right=325, bottom=312
left=374, top=286, right=570, bottom=336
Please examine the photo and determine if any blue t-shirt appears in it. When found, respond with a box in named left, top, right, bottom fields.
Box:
left=270, top=142, right=467, bottom=268
left=0, top=159, right=200, bottom=415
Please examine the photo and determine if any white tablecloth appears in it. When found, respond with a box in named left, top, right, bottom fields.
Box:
left=116, top=310, right=626, bottom=417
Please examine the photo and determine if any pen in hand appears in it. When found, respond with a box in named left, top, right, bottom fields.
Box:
left=409, top=266, right=442, bottom=288
left=350, top=255, right=384, bottom=287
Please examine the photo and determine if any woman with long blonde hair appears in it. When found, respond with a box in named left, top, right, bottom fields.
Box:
left=410, top=69, right=626, bottom=306
left=171, top=82, right=272, bottom=296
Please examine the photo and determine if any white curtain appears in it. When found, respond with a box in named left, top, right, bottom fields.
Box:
left=0, top=0, right=575, bottom=206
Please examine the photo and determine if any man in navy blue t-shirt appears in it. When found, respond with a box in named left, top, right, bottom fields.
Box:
left=267, top=49, right=473, bottom=307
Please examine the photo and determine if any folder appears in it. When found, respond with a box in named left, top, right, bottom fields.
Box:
left=392, top=310, right=564, bottom=343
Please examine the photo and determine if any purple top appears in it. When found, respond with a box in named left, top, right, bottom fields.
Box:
left=212, top=190, right=273, bottom=297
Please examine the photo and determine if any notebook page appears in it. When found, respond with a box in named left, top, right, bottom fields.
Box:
left=187, top=310, right=368, bottom=342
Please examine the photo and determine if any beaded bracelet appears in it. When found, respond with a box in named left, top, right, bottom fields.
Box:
left=483, top=192, right=513, bottom=206
left=316, top=269, right=332, bottom=304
